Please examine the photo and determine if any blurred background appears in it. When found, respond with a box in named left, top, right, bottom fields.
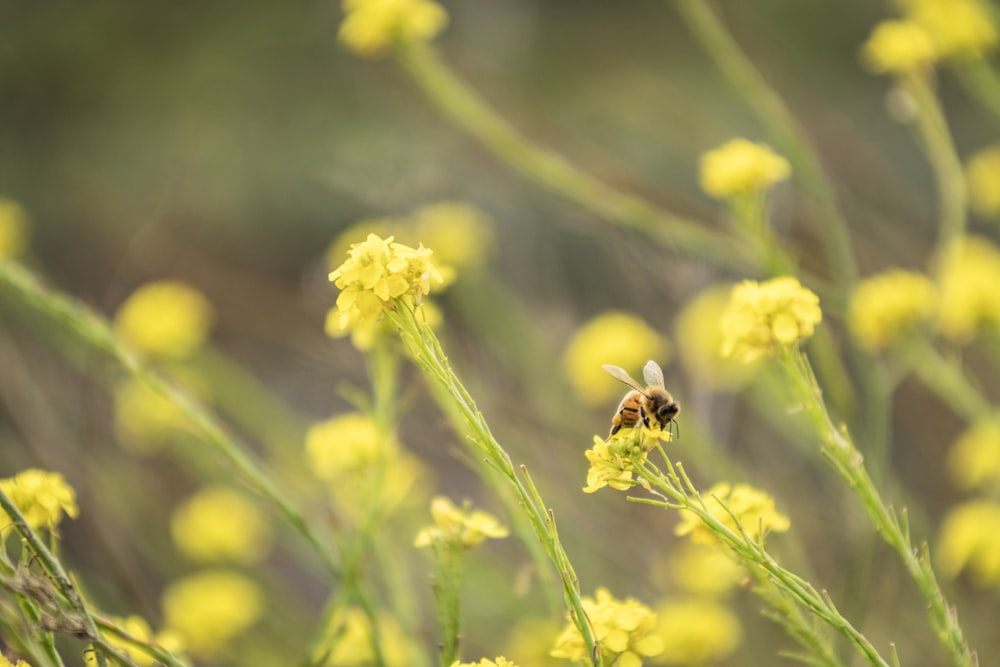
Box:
left=2, top=0, right=999, bottom=665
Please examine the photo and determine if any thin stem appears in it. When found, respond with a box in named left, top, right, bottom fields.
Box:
left=0, top=261, right=341, bottom=581
left=901, top=335, right=993, bottom=423
left=393, top=39, right=754, bottom=273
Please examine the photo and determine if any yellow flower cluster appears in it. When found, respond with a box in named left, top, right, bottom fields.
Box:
left=675, top=482, right=790, bottom=546
left=170, top=486, right=273, bottom=565
left=562, top=311, right=669, bottom=407
left=550, top=587, right=663, bottom=667
left=699, top=139, right=791, bottom=200
left=414, top=496, right=509, bottom=549
left=92, top=616, right=185, bottom=667
left=862, top=0, right=996, bottom=74
left=674, top=286, right=758, bottom=391
left=848, top=269, right=937, bottom=350
left=720, top=277, right=822, bottom=363
left=654, top=598, right=743, bottom=666
left=947, top=420, right=1000, bottom=491
left=966, top=145, right=1000, bottom=216
left=0, top=198, right=29, bottom=260
left=937, top=500, right=1000, bottom=587
left=0, top=468, right=78, bottom=531
left=0, top=655, right=30, bottom=667
left=113, top=281, right=215, bottom=360
left=451, top=659, right=519, bottom=667
left=339, top=0, right=448, bottom=58
left=583, top=426, right=668, bottom=494
left=936, top=236, right=1000, bottom=343
left=161, top=570, right=263, bottom=658
left=329, top=233, right=443, bottom=333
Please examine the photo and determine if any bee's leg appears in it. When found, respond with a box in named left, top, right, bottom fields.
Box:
left=639, top=405, right=650, bottom=429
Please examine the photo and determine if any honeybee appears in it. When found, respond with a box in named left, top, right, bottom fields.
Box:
left=603, top=360, right=680, bottom=438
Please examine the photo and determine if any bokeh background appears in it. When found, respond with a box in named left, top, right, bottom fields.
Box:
left=2, top=1, right=999, bottom=665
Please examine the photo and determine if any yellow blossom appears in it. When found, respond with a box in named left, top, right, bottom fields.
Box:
left=947, top=420, right=1000, bottom=491
left=0, top=655, right=31, bottom=667
left=329, top=233, right=443, bottom=332
left=161, top=570, right=263, bottom=658
left=860, top=20, right=938, bottom=74
left=0, top=469, right=78, bottom=531
left=848, top=269, right=937, bottom=350
left=0, top=198, right=29, bottom=260
left=170, top=486, right=273, bottom=565
left=656, top=542, right=745, bottom=597
left=331, top=450, right=431, bottom=523
left=582, top=427, right=667, bottom=494
left=324, top=608, right=417, bottom=667
left=551, top=587, right=663, bottom=667
left=414, top=496, right=509, bottom=549
left=966, top=145, right=1000, bottom=216
left=90, top=616, right=186, bottom=667
left=563, top=312, right=669, bottom=407
left=653, top=599, right=743, bottom=666
left=909, top=0, right=997, bottom=60
left=720, top=277, right=822, bottom=363
left=937, top=500, right=1000, bottom=587
left=674, top=286, right=759, bottom=390
left=113, top=282, right=215, bottom=360
left=339, top=0, right=447, bottom=58
left=936, top=236, right=1000, bottom=343
left=326, top=218, right=408, bottom=272
left=698, top=139, right=791, bottom=200
left=451, top=659, right=519, bottom=667
left=675, top=482, right=790, bottom=546
left=325, top=300, right=441, bottom=351
left=305, top=412, right=385, bottom=476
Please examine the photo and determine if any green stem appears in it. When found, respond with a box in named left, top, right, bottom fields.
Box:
left=954, top=58, right=1000, bottom=126
left=902, top=335, right=993, bottom=423
left=673, top=0, right=857, bottom=289
left=393, top=40, right=753, bottom=272
left=0, top=261, right=341, bottom=581
left=779, top=347, right=977, bottom=667
left=384, top=301, right=599, bottom=665
left=903, top=73, right=967, bottom=261
left=93, top=618, right=190, bottom=667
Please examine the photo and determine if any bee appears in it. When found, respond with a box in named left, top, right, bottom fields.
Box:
left=603, top=360, right=680, bottom=438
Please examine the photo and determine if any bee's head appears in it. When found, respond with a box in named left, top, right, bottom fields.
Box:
left=656, top=401, right=680, bottom=421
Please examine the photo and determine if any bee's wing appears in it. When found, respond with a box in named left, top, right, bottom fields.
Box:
left=603, top=364, right=646, bottom=394
left=642, top=360, right=665, bottom=389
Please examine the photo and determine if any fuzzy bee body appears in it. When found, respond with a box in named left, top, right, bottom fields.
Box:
left=604, top=360, right=680, bottom=437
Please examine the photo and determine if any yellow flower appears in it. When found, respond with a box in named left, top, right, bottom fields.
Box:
left=161, top=570, right=263, bottom=658
left=413, top=201, right=494, bottom=278
left=113, top=282, right=215, bottom=360
left=936, top=236, right=1000, bottom=343
left=674, top=286, right=759, bottom=391
left=551, top=587, right=663, bottom=667
left=698, top=139, right=791, bottom=200
left=860, top=20, right=938, bottom=74
left=92, top=616, right=186, bottom=667
left=848, top=269, right=937, bottom=350
left=653, top=598, right=743, bottom=666
left=0, top=655, right=31, bottom=667
left=937, top=500, right=1000, bottom=587
left=947, top=420, right=1000, bottom=491
left=325, top=300, right=441, bottom=351
left=170, top=487, right=273, bottom=565
left=339, top=0, right=447, bottom=58
left=324, top=608, right=416, bottom=667
left=655, top=542, right=745, bottom=597
left=305, top=412, right=385, bottom=476
left=563, top=312, right=669, bottom=407
left=675, top=482, right=790, bottom=546
left=414, top=496, right=509, bottom=549
left=326, top=218, right=408, bottom=272
left=0, top=198, right=29, bottom=260
left=0, top=469, right=78, bottom=531
left=720, top=277, right=822, bottom=363
left=451, top=659, right=519, bottom=667
left=908, top=0, right=997, bottom=60
left=329, top=233, right=443, bottom=331
left=582, top=427, right=667, bottom=494
left=966, top=145, right=1000, bottom=216
left=331, top=450, right=432, bottom=523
